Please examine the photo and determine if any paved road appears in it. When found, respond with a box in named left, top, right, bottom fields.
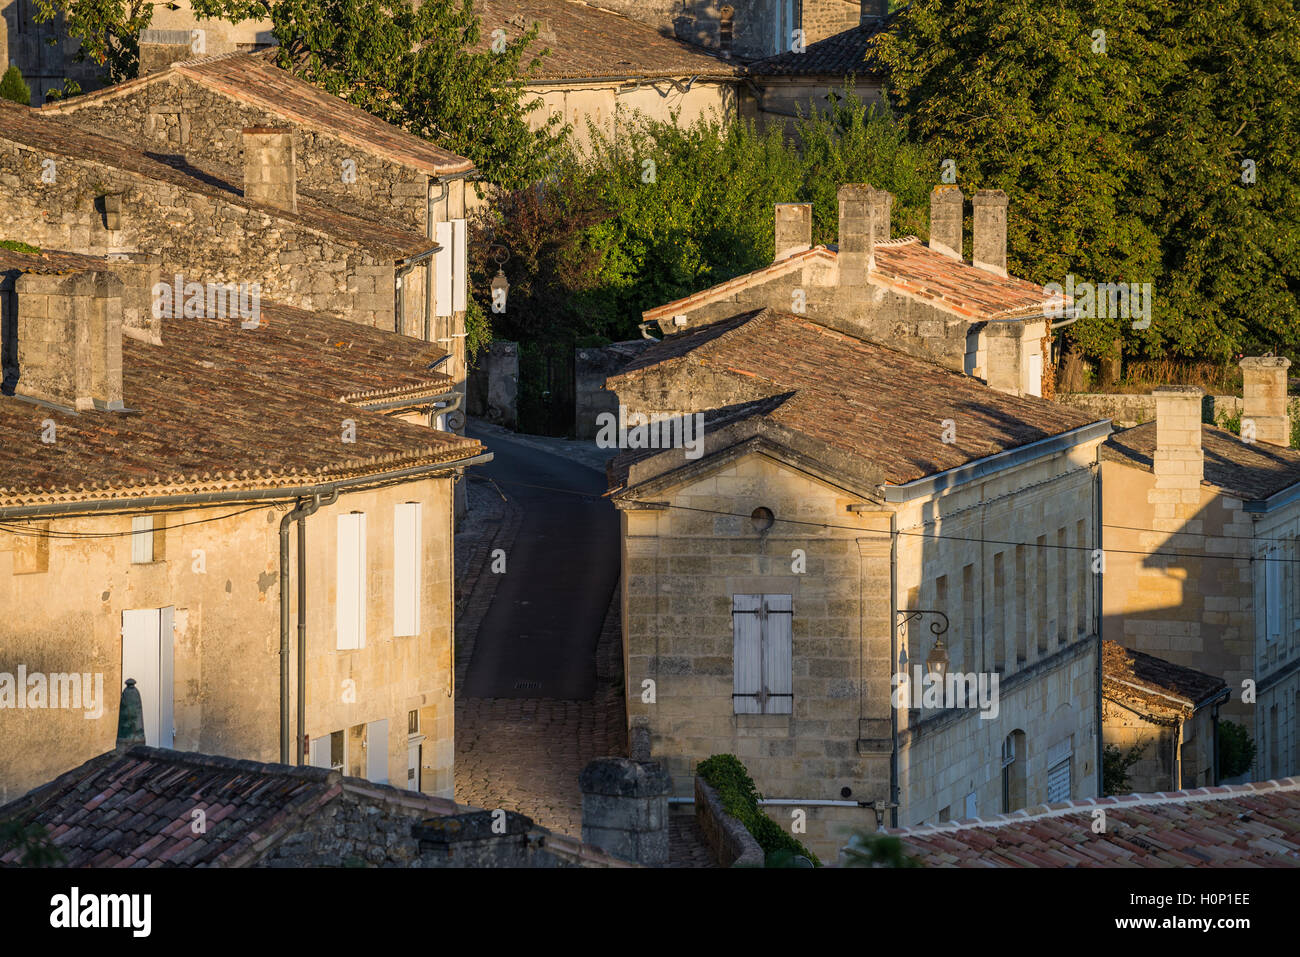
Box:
left=461, top=423, right=619, bottom=699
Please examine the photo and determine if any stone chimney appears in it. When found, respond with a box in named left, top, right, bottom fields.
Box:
left=580, top=757, right=670, bottom=866
left=983, top=320, right=1046, bottom=398
left=1153, top=386, right=1205, bottom=492
left=774, top=203, right=812, bottom=261
left=242, top=127, right=298, bottom=213
left=838, top=185, right=890, bottom=289
left=861, top=0, right=889, bottom=26
left=138, top=29, right=199, bottom=76
left=14, top=270, right=124, bottom=412
left=1239, top=356, right=1291, bottom=447
left=117, top=678, right=146, bottom=749
left=972, top=189, right=1008, bottom=277
left=929, top=185, right=963, bottom=260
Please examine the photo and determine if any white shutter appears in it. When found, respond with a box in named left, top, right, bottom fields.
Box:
left=131, top=515, right=154, bottom=564
left=434, top=221, right=453, bottom=318
left=337, top=512, right=367, bottom=650
left=393, top=502, right=421, bottom=637
left=367, top=718, right=389, bottom=784
left=733, top=594, right=762, bottom=714
left=764, top=595, right=793, bottom=714
left=1047, top=738, right=1072, bottom=802
left=452, top=218, right=467, bottom=313
left=1027, top=351, right=1043, bottom=397
left=309, top=734, right=332, bottom=769
left=122, top=608, right=167, bottom=746
left=1267, top=545, right=1282, bottom=641
left=964, top=792, right=977, bottom=819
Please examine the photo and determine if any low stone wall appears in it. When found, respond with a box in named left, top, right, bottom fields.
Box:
left=1056, top=392, right=1250, bottom=429
left=466, top=340, right=518, bottom=428
left=575, top=340, right=653, bottom=440
left=693, top=776, right=764, bottom=868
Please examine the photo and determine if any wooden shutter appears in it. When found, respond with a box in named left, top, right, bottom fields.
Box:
left=733, top=594, right=762, bottom=714
left=434, top=221, right=453, bottom=318
left=367, top=718, right=389, bottom=784
left=131, top=515, right=153, bottom=564
left=1266, top=544, right=1282, bottom=641
left=1046, top=738, right=1072, bottom=802
left=308, top=734, right=332, bottom=769
left=393, top=502, right=421, bottom=637
left=764, top=594, right=793, bottom=714
left=337, top=512, right=367, bottom=650
left=122, top=608, right=172, bottom=747
left=452, top=218, right=467, bottom=313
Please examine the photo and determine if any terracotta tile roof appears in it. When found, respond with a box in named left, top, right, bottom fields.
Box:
left=42, top=53, right=474, bottom=176
left=878, top=779, right=1300, bottom=867
left=641, top=247, right=835, bottom=322
left=1102, top=422, right=1300, bottom=502
left=0, top=248, right=110, bottom=274
left=747, top=19, right=889, bottom=77
left=475, top=0, right=740, bottom=80
left=0, top=274, right=482, bottom=509
left=2, top=105, right=431, bottom=257
left=872, top=237, right=1061, bottom=320
left=607, top=309, right=1102, bottom=491
left=1102, top=640, right=1229, bottom=719
left=641, top=239, right=1061, bottom=324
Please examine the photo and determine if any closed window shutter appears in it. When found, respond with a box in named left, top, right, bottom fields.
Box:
left=131, top=515, right=153, bottom=563
left=1046, top=738, right=1072, bottom=802
left=733, top=594, right=762, bottom=714
left=764, top=595, right=793, bottom=714
left=452, top=218, right=467, bottom=313
left=393, top=502, right=421, bottom=636
left=308, top=734, right=332, bottom=769
left=366, top=718, right=389, bottom=784
left=434, top=221, right=453, bottom=318
left=337, top=512, right=367, bottom=650
left=1267, top=545, right=1282, bottom=641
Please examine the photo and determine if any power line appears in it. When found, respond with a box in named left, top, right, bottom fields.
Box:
left=0, top=503, right=272, bottom=540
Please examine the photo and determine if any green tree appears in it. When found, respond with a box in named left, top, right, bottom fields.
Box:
left=1218, top=719, right=1257, bottom=779
left=0, top=817, right=65, bottom=867
left=1102, top=740, right=1147, bottom=795
left=33, top=0, right=153, bottom=85
left=0, top=66, right=32, bottom=105
left=870, top=0, right=1300, bottom=365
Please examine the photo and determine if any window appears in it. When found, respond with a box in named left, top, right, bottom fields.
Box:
left=964, top=791, right=977, bottom=819
left=732, top=594, right=792, bottom=714
left=408, top=709, right=420, bottom=734
left=1056, top=527, right=1068, bottom=645
left=337, top=511, right=367, bottom=650
left=961, top=564, right=975, bottom=670
left=366, top=718, right=389, bottom=784
left=121, top=607, right=175, bottom=748
left=1014, top=545, right=1027, bottom=667
left=1046, top=738, right=1072, bottom=803
left=992, top=552, right=1005, bottom=671
left=309, top=730, right=346, bottom=772
left=938, top=805, right=950, bottom=823
left=12, top=520, right=49, bottom=574
left=1076, top=519, right=1088, bottom=635
left=130, top=512, right=162, bottom=564
left=433, top=218, right=468, bottom=325
left=1035, top=536, right=1047, bottom=655
left=393, top=502, right=422, bottom=637
left=1001, top=730, right=1026, bottom=812
left=1266, top=543, right=1282, bottom=642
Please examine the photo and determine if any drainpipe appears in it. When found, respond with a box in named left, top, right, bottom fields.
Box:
left=426, top=178, right=448, bottom=343
left=889, top=515, right=899, bottom=828
left=278, top=489, right=339, bottom=764
left=1095, top=458, right=1105, bottom=798
left=296, top=489, right=339, bottom=765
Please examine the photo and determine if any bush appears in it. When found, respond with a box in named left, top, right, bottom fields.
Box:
left=697, top=753, right=820, bottom=867
left=1218, top=720, right=1256, bottom=779
left=1102, top=741, right=1147, bottom=795
left=0, top=66, right=30, bottom=106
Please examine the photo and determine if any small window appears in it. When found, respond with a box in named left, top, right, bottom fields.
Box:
left=1046, top=738, right=1072, bottom=803
left=733, top=594, right=792, bottom=714
left=408, top=709, right=420, bottom=734
left=131, top=515, right=154, bottom=564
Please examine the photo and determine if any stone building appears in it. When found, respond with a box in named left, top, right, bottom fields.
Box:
left=673, top=0, right=887, bottom=61
left=639, top=188, right=1059, bottom=402
left=1101, top=640, right=1229, bottom=793
left=1101, top=369, right=1300, bottom=783
left=0, top=744, right=628, bottom=867
left=0, top=246, right=489, bottom=802
left=604, top=305, right=1111, bottom=861
left=35, top=50, right=476, bottom=396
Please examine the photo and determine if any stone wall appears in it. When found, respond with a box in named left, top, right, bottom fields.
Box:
left=0, top=138, right=403, bottom=329
left=693, top=775, right=764, bottom=866
left=466, top=340, right=518, bottom=428
left=1101, top=700, right=1217, bottom=793
left=575, top=340, right=652, bottom=439
left=801, top=0, right=861, bottom=43
left=579, top=757, right=670, bottom=865
left=0, top=477, right=457, bottom=803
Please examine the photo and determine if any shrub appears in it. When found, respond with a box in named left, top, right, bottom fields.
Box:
left=0, top=66, right=30, bottom=106
left=1102, top=741, right=1147, bottom=795
left=1218, top=720, right=1256, bottom=779
left=697, top=753, right=820, bottom=867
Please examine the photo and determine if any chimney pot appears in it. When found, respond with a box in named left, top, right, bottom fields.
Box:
left=1238, top=356, right=1292, bottom=447
left=242, top=127, right=298, bottom=213
left=774, top=203, right=812, bottom=261
left=929, top=185, right=963, bottom=260
left=972, top=189, right=1009, bottom=276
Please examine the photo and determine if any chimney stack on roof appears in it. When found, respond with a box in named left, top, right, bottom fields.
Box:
left=1153, top=386, right=1205, bottom=492
left=972, top=189, right=1008, bottom=277
left=1239, top=356, right=1292, bottom=448
left=773, top=203, right=812, bottom=262
left=242, top=127, right=298, bottom=214
left=137, top=29, right=201, bottom=76
left=929, top=185, right=963, bottom=260
left=837, top=184, right=891, bottom=289
left=13, top=269, right=124, bottom=412
left=860, top=0, right=889, bottom=26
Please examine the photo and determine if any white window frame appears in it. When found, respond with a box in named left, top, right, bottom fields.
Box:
left=732, top=594, right=793, bottom=715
